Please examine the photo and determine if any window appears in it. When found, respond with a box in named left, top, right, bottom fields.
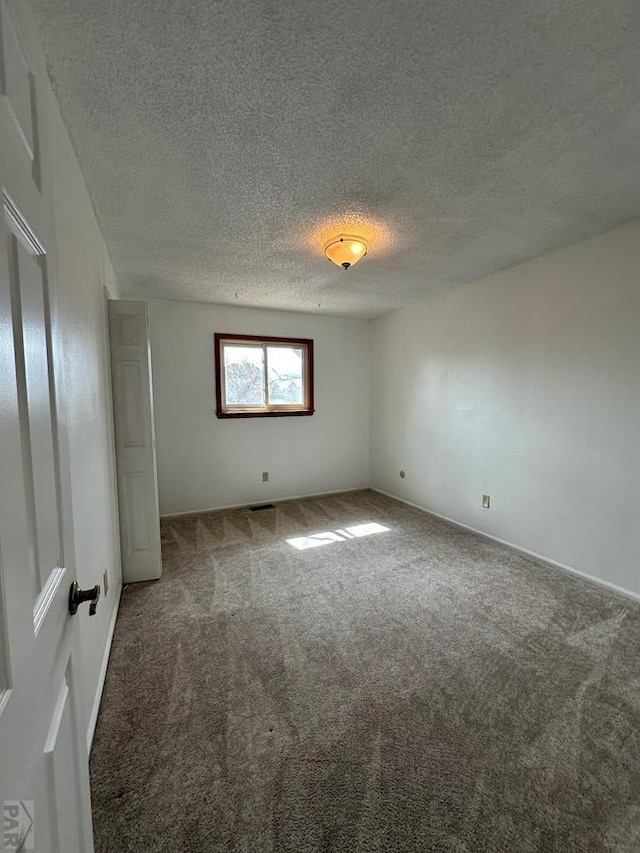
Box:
left=214, top=334, right=314, bottom=418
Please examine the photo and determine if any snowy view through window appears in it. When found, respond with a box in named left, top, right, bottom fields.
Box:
left=223, top=344, right=303, bottom=407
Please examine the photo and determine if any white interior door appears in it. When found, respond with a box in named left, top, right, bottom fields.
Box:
left=0, top=2, right=94, bottom=851
left=108, top=300, right=162, bottom=583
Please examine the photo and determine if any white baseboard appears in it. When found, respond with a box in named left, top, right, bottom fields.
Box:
left=370, top=487, right=640, bottom=605
left=87, top=588, right=121, bottom=753
left=160, top=486, right=370, bottom=520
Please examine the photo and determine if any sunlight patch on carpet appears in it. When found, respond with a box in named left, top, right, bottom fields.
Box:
left=287, top=522, right=390, bottom=550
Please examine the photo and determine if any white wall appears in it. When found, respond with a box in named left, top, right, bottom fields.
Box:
left=46, top=75, right=122, bottom=744
left=148, top=300, right=370, bottom=515
left=371, top=222, right=640, bottom=598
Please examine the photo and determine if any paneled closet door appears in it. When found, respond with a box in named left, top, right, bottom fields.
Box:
left=109, top=300, right=162, bottom=583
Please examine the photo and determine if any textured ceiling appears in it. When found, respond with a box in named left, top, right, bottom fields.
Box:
left=32, top=0, right=640, bottom=318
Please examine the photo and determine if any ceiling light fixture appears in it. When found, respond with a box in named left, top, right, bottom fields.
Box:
left=324, top=234, right=368, bottom=270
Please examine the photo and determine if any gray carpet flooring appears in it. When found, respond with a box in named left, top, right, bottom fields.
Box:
left=90, top=490, right=640, bottom=852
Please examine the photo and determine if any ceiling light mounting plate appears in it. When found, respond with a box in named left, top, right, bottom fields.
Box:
left=324, top=234, right=368, bottom=270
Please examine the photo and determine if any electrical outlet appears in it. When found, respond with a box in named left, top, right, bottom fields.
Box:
left=262, top=471, right=269, bottom=482
left=102, top=569, right=109, bottom=597
left=482, top=494, right=490, bottom=509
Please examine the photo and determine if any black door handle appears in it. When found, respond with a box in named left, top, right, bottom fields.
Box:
left=69, top=582, right=101, bottom=616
